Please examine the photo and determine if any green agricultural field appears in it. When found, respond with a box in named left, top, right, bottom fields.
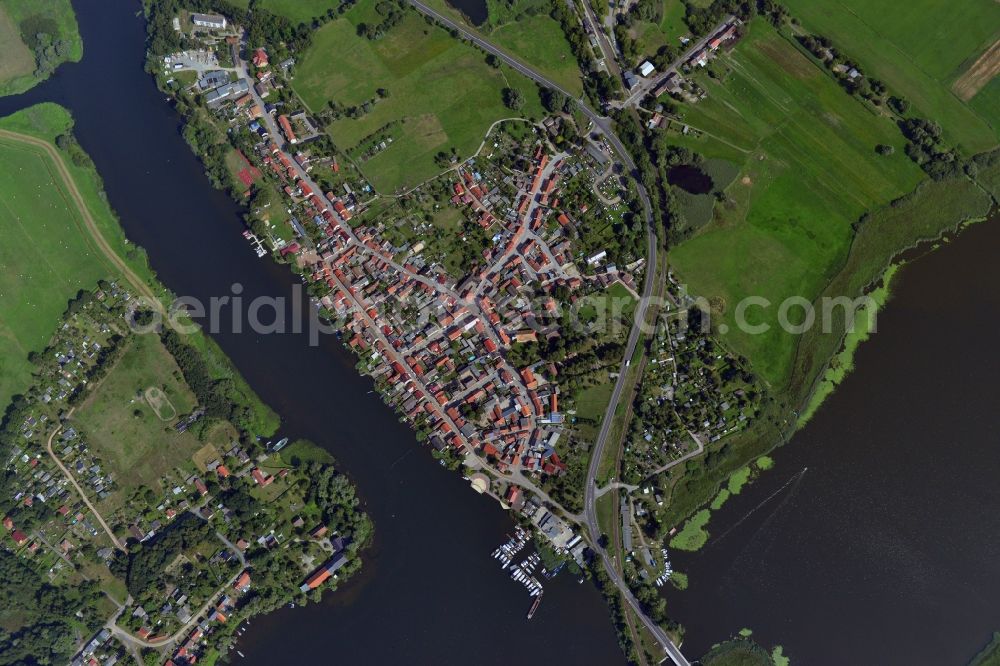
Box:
left=0, top=0, right=82, bottom=96
left=294, top=3, right=545, bottom=191
left=482, top=0, right=582, bottom=95
left=787, top=173, right=991, bottom=413
left=73, top=333, right=205, bottom=509
left=668, top=21, right=925, bottom=386
left=0, top=139, right=115, bottom=409
left=0, top=104, right=279, bottom=437
left=0, top=7, right=35, bottom=90
left=417, top=0, right=583, bottom=97
left=782, top=0, right=1000, bottom=154
left=0, top=104, right=162, bottom=410
left=630, top=0, right=690, bottom=59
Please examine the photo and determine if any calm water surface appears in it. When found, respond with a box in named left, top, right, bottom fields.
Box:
left=445, top=0, right=488, bottom=25
left=667, top=216, right=1000, bottom=664
left=0, top=2, right=623, bottom=663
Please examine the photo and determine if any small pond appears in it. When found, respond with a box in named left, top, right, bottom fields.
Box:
left=445, top=0, right=488, bottom=25
left=667, top=164, right=714, bottom=194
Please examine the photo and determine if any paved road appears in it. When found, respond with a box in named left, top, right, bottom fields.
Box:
left=107, top=523, right=246, bottom=651
left=617, top=15, right=735, bottom=108
left=404, top=4, right=689, bottom=664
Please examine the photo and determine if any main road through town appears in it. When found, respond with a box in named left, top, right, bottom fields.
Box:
left=405, top=3, right=689, bottom=664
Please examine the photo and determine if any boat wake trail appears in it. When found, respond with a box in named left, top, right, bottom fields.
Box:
left=388, top=447, right=416, bottom=470
left=709, top=467, right=809, bottom=547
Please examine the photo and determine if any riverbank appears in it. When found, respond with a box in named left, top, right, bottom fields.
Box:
left=970, top=632, right=1000, bottom=666
left=0, top=0, right=82, bottom=97
left=659, top=160, right=998, bottom=542
left=0, top=102, right=280, bottom=435
left=665, top=211, right=1000, bottom=662
left=0, top=101, right=371, bottom=663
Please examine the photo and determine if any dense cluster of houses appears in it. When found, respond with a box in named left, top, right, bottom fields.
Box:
left=3, top=287, right=134, bottom=557
left=305, top=144, right=600, bottom=479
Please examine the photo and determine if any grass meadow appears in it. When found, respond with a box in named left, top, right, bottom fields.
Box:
left=668, top=22, right=924, bottom=386
left=0, top=6, right=35, bottom=91
left=630, top=0, right=689, bottom=60
left=294, top=3, right=546, bottom=191
left=0, top=137, right=115, bottom=408
left=74, top=333, right=212, bottom=510
left=414, top=0, right=583, bottom=97
left=483, top=0, right=583, bottom=96
left=0, top=0, right=82, bottom=96
left=0, top=104, right=279, bottom=435
left=782, top=0, right=999, bottom=154
left=0, top=104, right=161, bottom=409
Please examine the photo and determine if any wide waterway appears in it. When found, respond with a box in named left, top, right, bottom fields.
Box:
left=666, top=215, right=1000, bottom=664
left=0, top=2, right=624, bottom=663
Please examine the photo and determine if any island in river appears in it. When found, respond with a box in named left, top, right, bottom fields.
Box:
left=0, top=102, right=371, bottom=664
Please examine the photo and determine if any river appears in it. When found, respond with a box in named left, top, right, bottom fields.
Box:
left=0, top=2, right=624, bottom=663
left=666, top=215, right=1000, bottom=664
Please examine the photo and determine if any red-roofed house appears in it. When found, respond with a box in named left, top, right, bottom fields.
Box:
left=251, top=468, right=273, bottom=487
left=11, top=529, right=28, bottom=546
left=233, top=571, right=251, bottom=594
left=278, top=114, right=298, bottom=144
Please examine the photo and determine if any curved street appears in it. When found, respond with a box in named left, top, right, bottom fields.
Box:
left=403, top=3, right=687, bottom=663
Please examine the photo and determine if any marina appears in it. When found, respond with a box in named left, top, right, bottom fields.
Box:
left=242, top=229, right=268, bottom=258
left=654, top=547, right=673, bottom=588
left=491, top=528, right=545, bottom=618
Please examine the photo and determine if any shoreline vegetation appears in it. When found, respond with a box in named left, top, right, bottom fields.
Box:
left=701, top=635, right=786, bottom=666
left=0, top=102, right=370, bottom=663
left=0, top=102, right=280, bottom=434
left=0, top=0, right=82, bottom=97
left=969, top=632, right=1000, bottom=666
left=669, top=456, right=771, bottom=552
left=656, top=8, right=1000, bottom=597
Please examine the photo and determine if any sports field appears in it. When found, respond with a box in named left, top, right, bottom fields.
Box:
left=73, top=333, right=209, bottom=509
left=782, top=0, right=1000, bottom=154
left=294, top=2, right=545, bottom=191
left=668, top=22, right=925, bottom=386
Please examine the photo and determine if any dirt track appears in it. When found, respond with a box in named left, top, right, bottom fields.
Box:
left=952, top=38, right=1000, bottom=101
left=0, top=129, right=158, bottom=305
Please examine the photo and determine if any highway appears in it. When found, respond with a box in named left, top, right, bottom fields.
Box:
left=404, top=3, right=689, bottom=664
